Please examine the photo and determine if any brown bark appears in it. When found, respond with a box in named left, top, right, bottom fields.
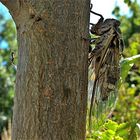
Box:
left=1, top=1, right=90, bottom=140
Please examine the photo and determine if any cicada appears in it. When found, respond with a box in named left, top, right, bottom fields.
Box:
left=88, top=10, right=124, bottom=128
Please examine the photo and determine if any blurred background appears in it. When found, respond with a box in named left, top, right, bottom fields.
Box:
left=0, top=0, right=140, bottom=139
left=0, top=2, right=17, bottom=140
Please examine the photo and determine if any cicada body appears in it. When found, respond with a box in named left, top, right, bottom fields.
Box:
left=88, top=11, right=124, bottom=128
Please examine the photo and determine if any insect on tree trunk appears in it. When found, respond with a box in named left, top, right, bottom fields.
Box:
left=1, top=1, right=90, bottom=140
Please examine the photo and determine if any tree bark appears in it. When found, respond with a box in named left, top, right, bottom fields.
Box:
left=1, top=1, right=90, bottom=140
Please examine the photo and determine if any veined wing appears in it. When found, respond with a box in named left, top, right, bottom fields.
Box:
left=88, top=28, right=121, bottom=128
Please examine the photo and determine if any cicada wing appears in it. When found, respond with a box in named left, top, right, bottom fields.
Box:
left=88, top=36, right=121, bottom=125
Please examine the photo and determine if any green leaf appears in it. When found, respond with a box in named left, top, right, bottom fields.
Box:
left=116, top=123, right=130, bottom=139
left=114, top=136, right=124, bottom=140
left=101, top=130, right=115, bottom=140
left=104, top=120, right=118, bottom=131
left=120, top=54, right=140, bottom=83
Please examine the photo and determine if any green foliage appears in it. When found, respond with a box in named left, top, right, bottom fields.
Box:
left=112, top=3, right=140, bottom=139
left=86, top=120, right=138, bottom=140
left=0, top=12, right=17, bottom=132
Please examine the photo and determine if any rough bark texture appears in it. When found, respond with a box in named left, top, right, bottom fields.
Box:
left=2, top=0, right=90, bottom=140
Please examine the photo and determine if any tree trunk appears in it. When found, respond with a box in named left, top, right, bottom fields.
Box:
left=1, top=1, right=90, bottom=140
